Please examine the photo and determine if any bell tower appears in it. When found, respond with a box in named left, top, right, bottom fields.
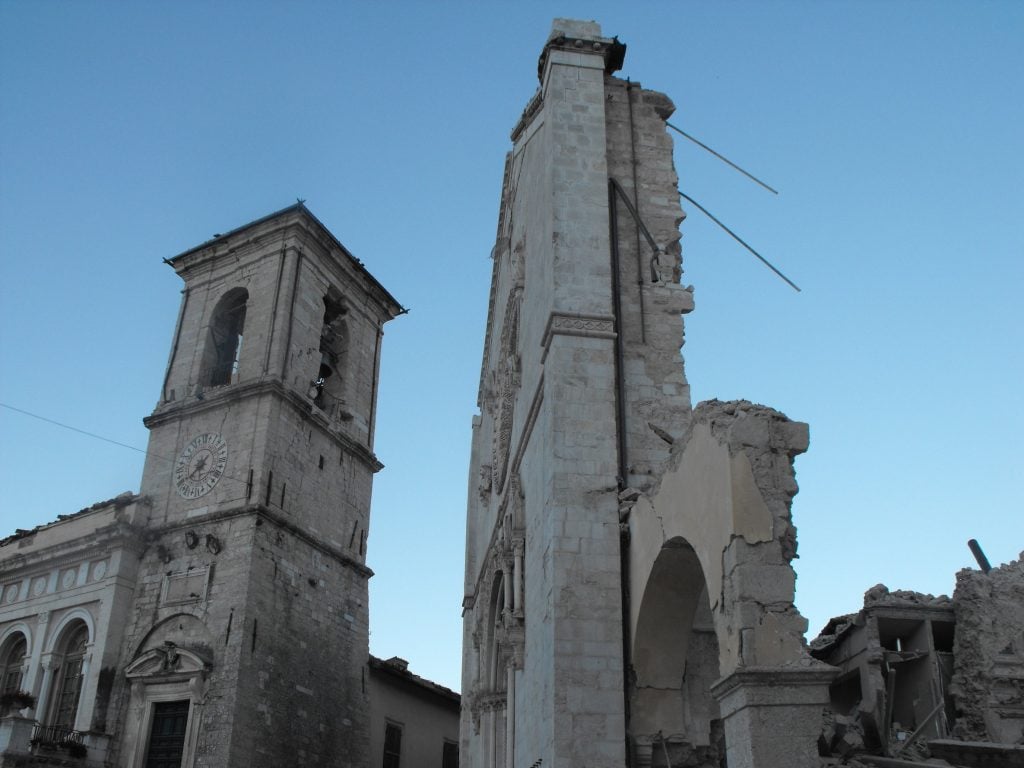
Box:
left=110, top=204, right=403, bottom=768
left=141, top=202, right=402, bottom=537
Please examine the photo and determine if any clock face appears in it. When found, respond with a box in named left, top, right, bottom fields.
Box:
left=174, top=433, right=228, bottom=500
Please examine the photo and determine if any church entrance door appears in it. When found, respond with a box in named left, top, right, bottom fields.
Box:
left=145, top=699, right=190, bottom=768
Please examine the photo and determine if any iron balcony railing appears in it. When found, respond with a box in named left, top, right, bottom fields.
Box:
left=30, top=722, right=85, bottom=746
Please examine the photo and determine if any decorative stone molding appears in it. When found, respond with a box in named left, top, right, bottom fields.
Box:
left=478, top=465, right=492, bottom=501
left=536, top=26, right=626, bottom=83
left=125, top=643, right=211, bottom=683
left=510, top=89, right=544, bottom=142
left=491, top=288, right=523, bottom=495
left=507, top=474, right=525, bottom=532
left=474, top=691, right=509, bottom=714
left=541, top=312, right=616, bottom=361
left=122, top=644, right=212, bottom=768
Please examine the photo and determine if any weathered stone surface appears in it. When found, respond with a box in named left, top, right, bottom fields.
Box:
left=462, top=20, right=820, bottom=768
left=0, top=204, right=406, bottom=768
left=951, top=554, right=1024, bottom=744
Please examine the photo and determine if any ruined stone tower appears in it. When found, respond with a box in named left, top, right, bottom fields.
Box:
left=461, top=19, right=693, bottom=768
left=462, top=20, right=831, bottom=768
left=111, top=203, right=403, bottom=767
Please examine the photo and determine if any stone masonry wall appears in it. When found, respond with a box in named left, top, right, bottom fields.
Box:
left=603, top=76, right=693, bottom=490
left=227, top=517, right=370, bottom=768
left=463, top=19, right=712, bottom=768
left=105, top=513, right=256, bottom=767
left=951, top=554, right=1024, bottom=744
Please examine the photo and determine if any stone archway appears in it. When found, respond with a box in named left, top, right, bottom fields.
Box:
left=631, top=538, right=723, bottom=767
left=626, top=401, right=836, bottom=768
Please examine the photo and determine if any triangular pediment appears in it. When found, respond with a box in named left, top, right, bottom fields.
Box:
left=125, top=643, right=211, bottom=679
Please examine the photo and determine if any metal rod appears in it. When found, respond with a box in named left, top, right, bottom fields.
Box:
left=608, top=180, right=634, bottom=768
left=666, top=122, right=779, bottom=195
left=968, top=539, right=992, bottom=573
left=626, top=80, right=647, bottom=343
left=609, top=177, right=661, bottom=281
left=678, top=191, right=801, bottom=292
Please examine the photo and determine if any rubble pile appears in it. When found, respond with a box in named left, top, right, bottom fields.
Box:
left=813, top=551, right=1024, bottom=766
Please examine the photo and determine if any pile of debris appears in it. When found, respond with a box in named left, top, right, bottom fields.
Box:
left=812, top=550, right=1024, bottom=767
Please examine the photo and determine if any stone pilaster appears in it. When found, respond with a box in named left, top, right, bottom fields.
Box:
left=711, top=665, right=836, bottom=768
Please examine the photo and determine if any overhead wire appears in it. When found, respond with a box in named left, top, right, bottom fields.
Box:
left=0, top=401, right=255, bottom=495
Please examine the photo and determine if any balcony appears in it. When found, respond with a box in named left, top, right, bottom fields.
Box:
left=30, top=722, right=88, bottom=759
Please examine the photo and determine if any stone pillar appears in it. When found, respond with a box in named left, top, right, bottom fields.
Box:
left=33, top=655, right=56, bottom=725
left=503, top=567, right=513, bottom=616
left=512, top=543, right=523, bottom=617
left=711, top=665, right=835, bottom=768
left=23, top=610, right=51, bottom=705
left=0, top=715, right=34, bottom=756
left=505, top=666, right=515, bottom=768
left=73, top=648, right=93, bottom=732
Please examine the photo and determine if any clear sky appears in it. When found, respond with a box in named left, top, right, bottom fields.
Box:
left=1, top=2, right=1021, bottom=692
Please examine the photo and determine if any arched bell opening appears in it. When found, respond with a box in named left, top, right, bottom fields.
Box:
left=311, top=293, right=349, bottom=414
left=201, top=288, right=248, bottom=387
left=631, top=537, right=725, bottom=768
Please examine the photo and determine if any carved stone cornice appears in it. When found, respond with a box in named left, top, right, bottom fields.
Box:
left=510, top=89, right=544, bottom=143
left=472, top=690, right=509, bottom=714
left=541, top=312, right=616, bottom=362
left=0, top=522, right=146, bottom=580
left=537, top=30, right=626, bottom=83
left=154, top=504, right=373, bottom=578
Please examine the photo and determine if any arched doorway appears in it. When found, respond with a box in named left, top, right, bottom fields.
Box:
left=631, top=538, right=724, bottom=767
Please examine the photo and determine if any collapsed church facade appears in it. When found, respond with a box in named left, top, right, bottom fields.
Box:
left=460, top=18, right=1024, bottom=768
left=1, top=17, right=1022, bottom=768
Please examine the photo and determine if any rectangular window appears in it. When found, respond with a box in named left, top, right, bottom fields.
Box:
left=383, top=722, right=402, bottom=768
left=2, top=666, right=24, bottom=695
left=442, top=739, right=459, bottom=768
left=145, top=699, right=190, bottom=768
left=52, top=658, right=84, bottom=731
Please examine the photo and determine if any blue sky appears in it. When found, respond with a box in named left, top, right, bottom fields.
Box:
left=1, top=2, right=1021, bottom=691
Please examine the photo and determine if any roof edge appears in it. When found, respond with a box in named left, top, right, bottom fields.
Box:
left=166, top=202, right=406, bottom=317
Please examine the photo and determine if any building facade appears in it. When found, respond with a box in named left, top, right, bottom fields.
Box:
left=368, top=656, right=460, bottom=768
left=461, top=20, right=830, bottom=768
left=0, top=204, right=408, bottom=767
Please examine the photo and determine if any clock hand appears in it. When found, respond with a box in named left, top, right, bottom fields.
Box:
left=189, top=455, right=208, bottom=479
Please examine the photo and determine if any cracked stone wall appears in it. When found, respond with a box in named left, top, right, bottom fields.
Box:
left=624, top=399, right=824, bottom=768
left=462, top=19, right=826, bottom=768
left=628, top=400, right=811, bottom=677
left=461, top=19, right=694, bottom=768
left=951, top=555, right=1024, bottom=744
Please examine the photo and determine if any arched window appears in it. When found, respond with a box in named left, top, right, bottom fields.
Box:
left=1, top=633, right=27, bottom=694
left=49, top=622, right=88, bottom=731
left=312, top=293, right=348, bottom=413
left=202, top=288, right=248, bottom=387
